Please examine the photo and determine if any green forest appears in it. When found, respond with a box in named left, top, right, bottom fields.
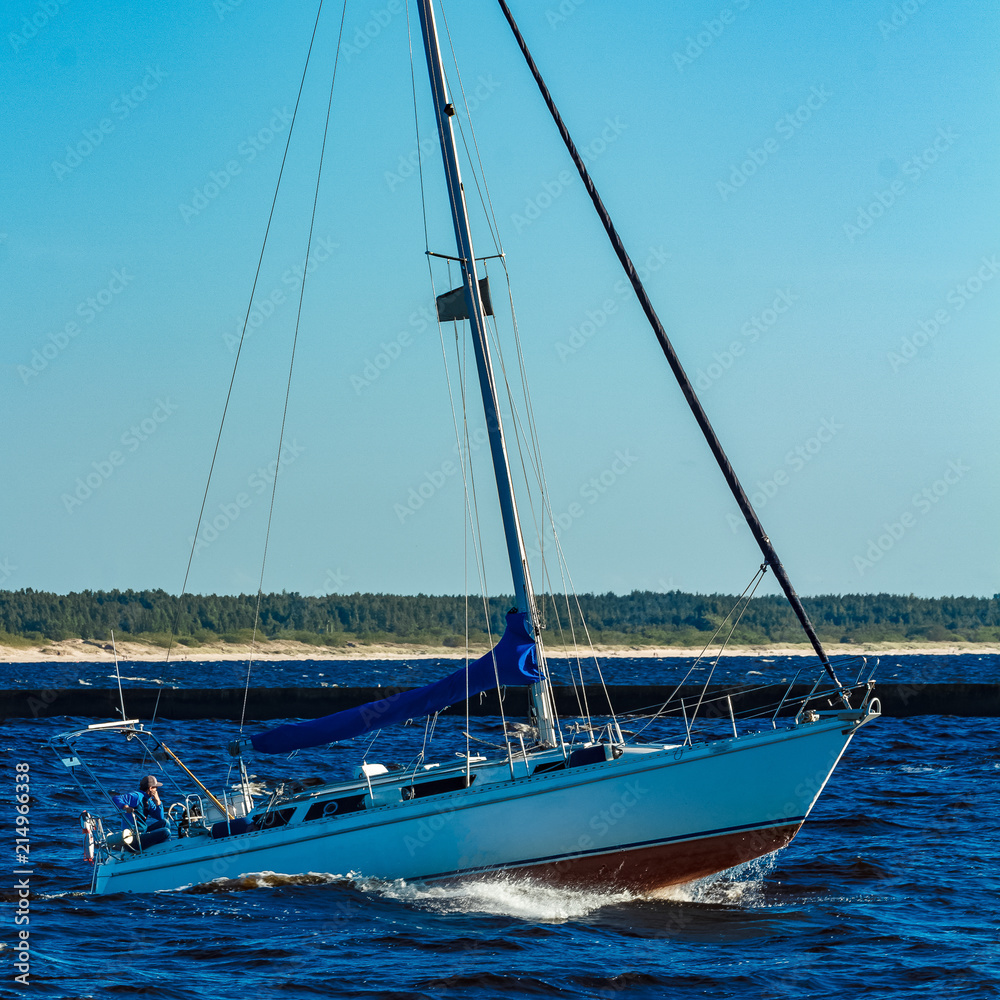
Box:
left=1, top=589, right=999, bottom=649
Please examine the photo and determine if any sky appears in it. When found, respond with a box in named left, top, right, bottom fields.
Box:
left=2, top=0, right=998, bottom=602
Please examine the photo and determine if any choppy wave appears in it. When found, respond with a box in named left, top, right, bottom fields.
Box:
left=10, top=714, right=999, bottom=999
left=175, top=870, right=347, bottom=894
left=4, top=652, right=996, bottom=690
left=151, top=858, right=782, bottom=923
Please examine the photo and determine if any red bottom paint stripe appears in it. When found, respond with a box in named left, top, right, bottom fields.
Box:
left=473, top=823, right=802, bottom=893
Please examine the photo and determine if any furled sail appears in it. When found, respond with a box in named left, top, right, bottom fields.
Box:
left=250, top=611, right=538, bottom=754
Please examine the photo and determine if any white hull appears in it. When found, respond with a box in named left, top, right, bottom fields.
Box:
left=93, top=709, right=873, bottom=894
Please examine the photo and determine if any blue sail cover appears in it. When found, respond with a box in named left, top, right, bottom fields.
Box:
left=251, top=611, right=539, bottom=754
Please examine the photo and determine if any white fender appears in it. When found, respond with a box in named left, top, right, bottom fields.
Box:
left=81, top=811, right=95, bottom=864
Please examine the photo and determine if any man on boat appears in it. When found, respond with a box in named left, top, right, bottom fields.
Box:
left=112, top=775, right=171, bottom=847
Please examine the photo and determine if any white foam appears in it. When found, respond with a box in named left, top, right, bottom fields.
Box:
left=648, top=854, right=778, bottom=907
left=171, top=856, right=779, bottom=915
left=361, top=873, right=635, bottom=922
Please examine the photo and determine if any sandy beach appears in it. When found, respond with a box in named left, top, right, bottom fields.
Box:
left=1, top=636, right=997, bottom=664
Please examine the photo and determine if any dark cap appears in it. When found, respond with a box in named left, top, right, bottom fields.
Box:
left=139, top=774, right=163, bottom=792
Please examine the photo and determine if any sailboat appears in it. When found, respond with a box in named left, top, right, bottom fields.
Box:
left=53, top=0, right=878, bottom=896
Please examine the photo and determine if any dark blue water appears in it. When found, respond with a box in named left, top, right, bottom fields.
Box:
left=3, top=711, right=998, bottom=998
left=4, top=652, right=998, bottom=691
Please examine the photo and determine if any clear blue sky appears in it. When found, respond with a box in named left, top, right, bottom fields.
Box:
left=2, top=0, right=998, bottom=601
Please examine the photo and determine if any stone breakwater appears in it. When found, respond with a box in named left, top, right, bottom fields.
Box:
left=3, top=683, right=998, bottom=720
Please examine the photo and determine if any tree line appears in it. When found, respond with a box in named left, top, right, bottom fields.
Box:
left=1, top=589, right=998, bottom=647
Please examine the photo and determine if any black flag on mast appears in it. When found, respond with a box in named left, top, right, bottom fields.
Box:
left=436, top=276, right=494, bottom=322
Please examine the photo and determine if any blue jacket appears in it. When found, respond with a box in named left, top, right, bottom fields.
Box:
left=112, top=791, right=169, bottom=834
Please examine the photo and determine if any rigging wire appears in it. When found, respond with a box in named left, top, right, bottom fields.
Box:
left=160, top=0, right=329, bottom=719
left=480, top=262, right=601, bottom=737
left=406, top=1, right=505, bottom=758
left=440, top=122, right=583, bottom=732
left=628, top=565, right=769, bottom=741
left=239, top=0, right=351, bottom=734
left=407, top=0, right=472, bottom=766
left=446, top=305, right=511, bottom=745
left=403, top=0, right=433, bottom=255
left=435, top=13, right=552, bottom=561
left=407, top=2, right=523, bottom=753
left=688, top=564, right=768, bottom=726
left=431, top=0, right=786, bottom=750
left=426, top=2, right=625, bottom=742
left=439, top=0, right=504, bottom=254
left=495, top=0, right=846, bottom=700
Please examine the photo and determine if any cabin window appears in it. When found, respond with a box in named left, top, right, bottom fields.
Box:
left=532, top=760, right=566, bottom=774
left=304, top=795, right=366, bottom=822
left=410, top=774, right=476, bottom=798
left=258, top=807, right=295, bottom=829
left=568, top=745, right=610, bottom=768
